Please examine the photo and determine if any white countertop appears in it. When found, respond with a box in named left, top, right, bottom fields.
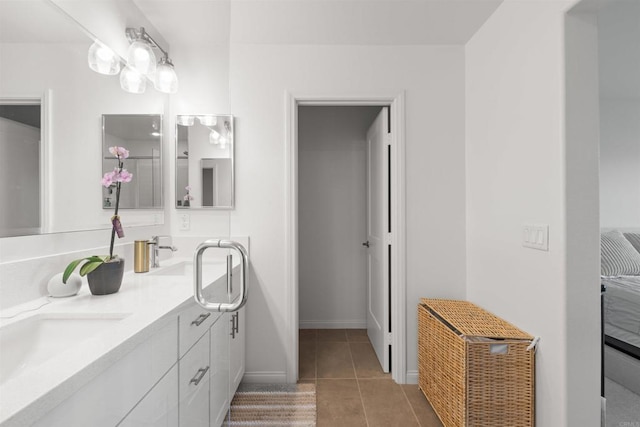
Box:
left=0, top=257, right=233, bottom=426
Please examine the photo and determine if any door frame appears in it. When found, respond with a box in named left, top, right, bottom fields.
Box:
left=284, top=91, right=407, bottom=384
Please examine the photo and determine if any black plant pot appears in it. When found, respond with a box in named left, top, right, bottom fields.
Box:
left=87, top=258, right=125, bottom=295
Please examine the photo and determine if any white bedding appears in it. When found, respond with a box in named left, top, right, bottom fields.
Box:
left=603, top=276, right=640, bottom=345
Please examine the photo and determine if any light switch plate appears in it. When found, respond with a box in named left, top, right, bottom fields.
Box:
left=522, top=224, right=549, bottom=251
left=179, top=214, right=190, bottom=231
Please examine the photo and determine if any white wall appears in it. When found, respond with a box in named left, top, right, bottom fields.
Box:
left=229, top=44, right=466, bottom=382
left=466, top=1, right=599, bottom=426
left=298, top=106, right=380, bottom=329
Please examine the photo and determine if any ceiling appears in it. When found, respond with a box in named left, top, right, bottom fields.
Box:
left=133, top=0, right=503, bottom=46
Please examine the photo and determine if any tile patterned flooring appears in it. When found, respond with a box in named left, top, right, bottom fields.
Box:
left=298, top=329, right=443, bottom=427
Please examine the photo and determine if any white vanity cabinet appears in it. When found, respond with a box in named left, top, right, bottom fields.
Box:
left=32, top=315, right=179, bottom=427
left=210, top=313, right=231, bottom=427
left=229, top=306, right=246, bottom=394
left=119, top=365, right=179, bottom=427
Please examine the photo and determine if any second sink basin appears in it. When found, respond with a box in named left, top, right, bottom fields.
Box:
left=147, top=261, right=193, bottom=276
left=0, top=312, right=130, bottom=385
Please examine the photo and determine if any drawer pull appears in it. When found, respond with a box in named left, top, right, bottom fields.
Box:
left=190, top=366, right=210, bottom=386
left=191, top=313, right=211, bottom=326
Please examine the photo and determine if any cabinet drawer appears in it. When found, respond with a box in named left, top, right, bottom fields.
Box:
left=179, top=332, right=210, bottom=427
left=179, top=301, right=220, bottom=358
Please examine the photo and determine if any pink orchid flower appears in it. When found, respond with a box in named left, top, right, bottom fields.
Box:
left=185, top=185, right=192, bottom=192
left=102, top=171, right=116, bottom=188
left=118, top=169, right=133, bottom=183
left=109, top=146, right=130, bottom=160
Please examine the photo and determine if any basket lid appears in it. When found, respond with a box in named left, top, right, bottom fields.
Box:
left=420, top=298, right=533, bottom=340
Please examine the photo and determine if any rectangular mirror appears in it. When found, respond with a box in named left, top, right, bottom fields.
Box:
left=102, top=115, right=163, bottom=209
left=176, top=115, right=234, bottom=209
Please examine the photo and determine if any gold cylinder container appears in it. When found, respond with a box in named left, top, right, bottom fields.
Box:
left=134, top=240, right=150, bottom=273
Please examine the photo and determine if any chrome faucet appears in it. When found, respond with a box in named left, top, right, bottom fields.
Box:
left=149, top=235, right=178, bottom=268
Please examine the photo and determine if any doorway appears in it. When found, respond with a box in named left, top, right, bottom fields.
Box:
left=284, top=93, right=407, bottom=384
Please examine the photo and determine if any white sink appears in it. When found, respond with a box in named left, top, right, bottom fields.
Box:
left=0, top=313, right=130, bottom=385
left=147, top=261, right=193, bottom=276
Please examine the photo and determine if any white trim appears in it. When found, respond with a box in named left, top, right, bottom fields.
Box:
left=41, top=90, right=52, bottom=234
left=284, top=91, right=407, bottom=384
left=406, top=370, right=419, bottom=385
left=242, top=371, right=288, bottom=384
left=299, top=320, right=367, bottom=329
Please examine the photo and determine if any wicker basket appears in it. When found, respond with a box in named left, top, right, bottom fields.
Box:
left=418, top=298, right=535, bottom=427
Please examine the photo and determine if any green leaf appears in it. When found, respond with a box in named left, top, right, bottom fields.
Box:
left=62, top=256, right=108, bottom=282
left=79, top=260, right=105, bottom=277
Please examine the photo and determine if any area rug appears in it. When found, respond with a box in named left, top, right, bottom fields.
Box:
left=228, top=383, right=316, bottom=426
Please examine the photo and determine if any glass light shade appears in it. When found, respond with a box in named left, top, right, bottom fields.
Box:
left=219, top=137, right=228, bottom=149
left=154, top=61, right=178, bottom=94
left=88, top=41, right=121, bottom=75
left=177, top=116, right=195, bottom=126
left=209, top=130, right=221, bottom=144
left=198, top=116, right=217, bottom=126
left=120, top=65, right=146, bottom=94
left=127, top=40, right=156, bottom=75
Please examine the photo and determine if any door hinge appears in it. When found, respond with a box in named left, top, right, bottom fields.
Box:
left=385, top=332, right=392, bottom=345
left=385, top=233, right=393, bottom=245
left=386, top=134, right=392, bottom=146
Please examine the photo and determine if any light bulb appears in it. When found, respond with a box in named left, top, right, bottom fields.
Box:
left=120, top=65, right=146, bottom=94
left=219, top=137, right=227, bottom=149
left=209, top=130, right=221, bottom=144
left=127, top=40, right=156, bottom=75
left=88, top=40, right=121, bottom=75
left=154, top=58, right=178, bottom=94
left=177, top=116, right=195, bottom=126
left=198, top=116, right=217, bottom=126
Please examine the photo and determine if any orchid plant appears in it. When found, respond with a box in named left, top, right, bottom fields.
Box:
left=63, top=146, right=133, bottom=283
left=184, top=185, right=194, bottom=205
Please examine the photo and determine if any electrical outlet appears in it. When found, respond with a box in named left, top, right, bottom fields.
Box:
left=522, top=224, right=549, bottom=251
left=180, top=214, right=190, bottom=231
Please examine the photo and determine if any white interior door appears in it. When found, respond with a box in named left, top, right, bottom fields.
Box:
left=366, top=107, right=390, bottom=373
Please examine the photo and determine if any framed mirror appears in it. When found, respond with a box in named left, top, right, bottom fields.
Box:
left=102, top=115, right=163, bottom=209
left=176, top=115, right=234, bottom=209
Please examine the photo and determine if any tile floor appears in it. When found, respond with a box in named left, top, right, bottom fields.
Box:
left=298, top=329, right=443, bottom=427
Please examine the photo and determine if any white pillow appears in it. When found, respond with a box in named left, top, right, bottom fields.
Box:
left=601, top=230, right=640, bottom=277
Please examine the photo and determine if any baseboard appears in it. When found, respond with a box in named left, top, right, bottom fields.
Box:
left=406, top=370, right=419, bottom=385
left=299, top=320, right=366, bottom=329
left=605, top=345, right=640, bottom=395
left=241, top=371, right=288, bottom=384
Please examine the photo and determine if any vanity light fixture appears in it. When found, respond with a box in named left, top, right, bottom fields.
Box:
left=87, top=40, right=121, bottom=75
left=125, top=27, right=178, bottom=94
left=177, top=115, right=195, bottom=126
left=198, top=116, right=217, bottom=126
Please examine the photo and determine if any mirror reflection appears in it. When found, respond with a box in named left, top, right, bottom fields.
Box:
left=0, top=0, right=167, bottom=237
left=0, top=102, right=41, bottom=237
left=176, top=115, right=234, bottom=209
left=102, top=115, right=162, bottom=209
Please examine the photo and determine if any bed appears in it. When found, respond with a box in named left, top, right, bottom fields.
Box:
left=601, top=230, right=640, bottom=395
